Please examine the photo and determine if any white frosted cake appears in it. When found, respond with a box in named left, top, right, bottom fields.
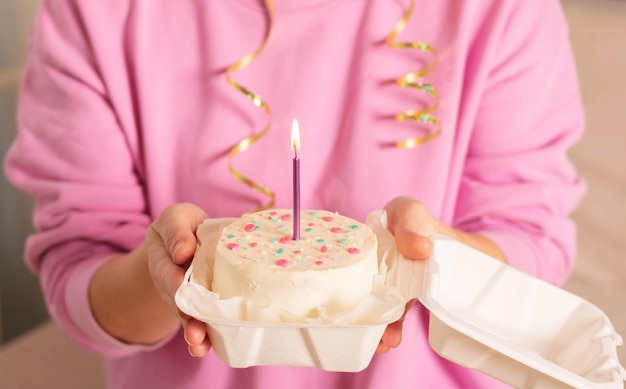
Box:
left=211, top=209, right=379, bottom=318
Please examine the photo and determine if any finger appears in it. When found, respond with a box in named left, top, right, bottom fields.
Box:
left=374, top=299, right=415, bottom=354
left=184, top=318, right=212, bottom=358
left=153, top=203, right=208, bottom=265
left=375, top=323, right=402, bottom=354
left=183, top=318, right=208, bottom=346
left=385, top=197, right=437, bottom=260
left=188, top=337, right=211, bottom=358
left=374, top=320, right=403, bottom=354
left=375, top=342, right=390, bottom=354
left=147, top=240, right=186, bottom=306
left=395, top=228, right=432, bottom=260
left=381, top=319, right=404, bottom=348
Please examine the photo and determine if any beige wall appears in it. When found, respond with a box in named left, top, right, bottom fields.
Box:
left=0, top=0, right=46, bottom=343
left=561, top=0, right=626, bottom=365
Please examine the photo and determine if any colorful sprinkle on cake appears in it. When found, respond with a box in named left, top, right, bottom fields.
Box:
left=216, top=210, right=370, bottom=269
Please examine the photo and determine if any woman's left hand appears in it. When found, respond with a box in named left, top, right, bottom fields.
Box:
left=375, top=196, right=506, bottom=354
left=375, top=196, right=443, bottom=354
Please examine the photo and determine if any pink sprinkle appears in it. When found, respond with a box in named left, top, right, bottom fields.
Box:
left=244, top=223, right=256, bottom=232
left=330, top=227, right=343, bottom=233
left=280, top=214, right=292, bottom=221
left=276, top=259, right=289, bottom=267
left=308, top=222, right=316, bottom=227
left=347, top=247, right=360, bottom=254
left=294, top=250, right=302, bottom=255
left=315, top=261, right=324, bottom=266
left=323, top=216, right=334, bottom=222
left=280, top=236, right=291, bottom=244
left=270, top=211, right=278, bottom=216
left=320, top=245, right=329, bottom=253
left=250, top=242, right=258, bottom=248
left=227, top=243, right=239, bottom=251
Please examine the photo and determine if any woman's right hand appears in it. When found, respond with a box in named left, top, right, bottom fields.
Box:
left=145, top=203, right=212, bottom=357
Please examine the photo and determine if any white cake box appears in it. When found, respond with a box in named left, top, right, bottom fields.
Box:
left=175, top=211, right=626, bottom=388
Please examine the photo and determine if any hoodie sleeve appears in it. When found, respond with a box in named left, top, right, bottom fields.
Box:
left=454, top=0, right=586, bottom=285
left=3, top=0, right=173, bottom=357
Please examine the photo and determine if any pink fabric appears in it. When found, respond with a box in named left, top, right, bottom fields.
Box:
left=4, top=0, right=585, bottom=387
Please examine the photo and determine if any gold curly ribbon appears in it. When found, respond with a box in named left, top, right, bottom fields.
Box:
left=386, top=0, right=441, bottom=149
left=226, top=0, right=438, bottom=209
left=226, top=0, right=276, bottom=211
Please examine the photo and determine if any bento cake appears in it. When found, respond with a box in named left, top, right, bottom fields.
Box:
left=211, top=209, right=378, bottom=318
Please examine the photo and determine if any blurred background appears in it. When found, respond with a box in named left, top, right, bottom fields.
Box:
left=0, top=0, right=45, bottom=345
left=0, top=0, right=625, bottom=387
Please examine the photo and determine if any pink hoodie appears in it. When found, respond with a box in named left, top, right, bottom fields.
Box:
left=4, top=0, right=584, bottom=387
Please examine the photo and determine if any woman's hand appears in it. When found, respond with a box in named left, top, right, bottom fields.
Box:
left=375, top=197, right=442, bottom=354
left=89, top=203, right=209, bottom=350
left=145, top=203, right=212, bottom=357
left=374, top=196, right=507, bottom=354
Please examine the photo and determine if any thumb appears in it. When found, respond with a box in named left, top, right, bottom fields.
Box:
left=385, top=197, right=437, bottom=260
left=394, top=227, right=432, bottom=260
left=154, top=203, right=209, bottom=265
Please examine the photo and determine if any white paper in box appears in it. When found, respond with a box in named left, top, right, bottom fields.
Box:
left=175, top=211, right=626, bottom=388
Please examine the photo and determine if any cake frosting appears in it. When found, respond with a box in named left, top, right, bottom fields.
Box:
left=211, top=209, right=379, bottom=318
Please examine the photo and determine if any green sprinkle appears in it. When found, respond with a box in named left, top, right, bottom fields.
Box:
left=276, top=248, right=284, bottom=254
left=351, top=225, right=359, bottom=230
left=227, top=234, right=235, bottom=239
left=317, top=239, right=325, bottom=243
left=305, top=228, right=313, bottom=233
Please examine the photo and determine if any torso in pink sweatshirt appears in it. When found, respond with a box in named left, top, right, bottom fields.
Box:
left=4, top=0, right=585, bottom=387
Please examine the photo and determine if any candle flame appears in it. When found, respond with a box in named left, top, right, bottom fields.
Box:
left=291, top=119, right=301, bottom=153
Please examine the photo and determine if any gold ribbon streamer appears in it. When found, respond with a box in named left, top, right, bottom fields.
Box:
left=226, top=0, right=276, bottom=211
left=386, top=0, right=442, bottom=149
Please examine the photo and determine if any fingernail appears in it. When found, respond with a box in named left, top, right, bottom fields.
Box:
left=188, top=345, right=196, bottom=357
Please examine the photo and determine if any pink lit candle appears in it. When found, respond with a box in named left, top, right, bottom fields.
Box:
left=291, top=119, right=301, bottom=240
